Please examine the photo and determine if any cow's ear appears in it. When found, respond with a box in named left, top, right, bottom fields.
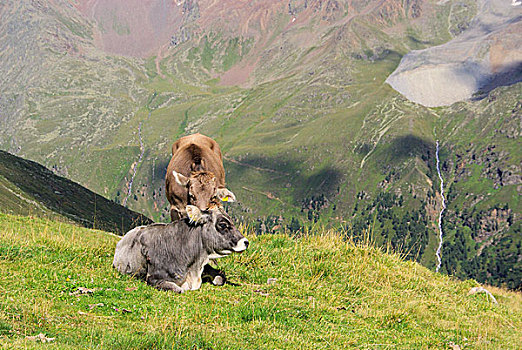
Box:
left=172, top=170, right=189, bottom=186
left=172, top=140, right=180, bottom=155
left=186, top=205, right=209, bottom=224
left=216, top=188, right=236, bottom=203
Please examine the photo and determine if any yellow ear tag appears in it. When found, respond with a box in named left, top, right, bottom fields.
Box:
left=187, top=211, right=196, bottom=223
left=221, top=196, right=229, bottom=202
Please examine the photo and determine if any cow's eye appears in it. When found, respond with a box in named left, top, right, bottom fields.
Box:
left=217, top=221, right=228, bottom=231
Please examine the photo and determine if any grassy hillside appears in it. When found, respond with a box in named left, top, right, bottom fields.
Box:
left=0, top=213, right=520, bottom=349
left=0, top=151, right=151, bottom=234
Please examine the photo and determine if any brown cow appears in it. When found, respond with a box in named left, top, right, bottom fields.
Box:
left=165, top=133, right=236, bottom=222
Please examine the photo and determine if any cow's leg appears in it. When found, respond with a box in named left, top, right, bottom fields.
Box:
left=147, top=267, right=185, bottom=293
left=202, top=264, right=226, bottom=286
left=153, top=280, right=185, bottom=293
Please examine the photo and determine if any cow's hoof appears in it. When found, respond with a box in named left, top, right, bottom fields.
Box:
left=212, top=275, right=226, bottom=286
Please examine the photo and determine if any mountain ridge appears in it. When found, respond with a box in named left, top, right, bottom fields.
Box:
left=0, top=150, right=152, bottom=234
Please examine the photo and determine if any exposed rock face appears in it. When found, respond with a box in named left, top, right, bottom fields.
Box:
left=386, top=0, right=522, bottom=107
left=75, top=0, right=185, bottom=57
left=476, top=207, right=512, bottom=243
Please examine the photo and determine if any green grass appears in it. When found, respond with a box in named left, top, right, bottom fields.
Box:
left=0, top=213, right=520, bottom=349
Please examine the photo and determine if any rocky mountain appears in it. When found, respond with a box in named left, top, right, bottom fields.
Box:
left=0, top=150, right=152, bottom=234
left=386, top=0, right=522, bottom=106
left=0, top=0, right=519, bottom=288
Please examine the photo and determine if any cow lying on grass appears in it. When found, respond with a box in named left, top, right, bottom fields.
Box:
left=113, top=206, right=248, bottom=293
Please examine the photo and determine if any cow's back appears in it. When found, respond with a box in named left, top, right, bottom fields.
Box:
left=168, top=133, right=225, bottom=185
left=171, top=133, right=221, bottom=159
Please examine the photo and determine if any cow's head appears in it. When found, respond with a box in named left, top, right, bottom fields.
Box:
left=185, top=205, right=249, bottom=258
left=172, top=170, right=236, bottom=212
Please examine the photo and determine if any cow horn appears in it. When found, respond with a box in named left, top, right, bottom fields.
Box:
left=186, top=205, right=208, bottom=224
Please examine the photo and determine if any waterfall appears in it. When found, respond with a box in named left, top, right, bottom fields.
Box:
left=435, top=140, right=446, bottom=273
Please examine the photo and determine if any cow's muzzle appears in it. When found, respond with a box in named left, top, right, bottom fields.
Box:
left=233, top=238, right=249, bottom=253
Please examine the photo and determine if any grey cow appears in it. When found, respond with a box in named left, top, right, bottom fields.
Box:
left=113, top=205, right=248, bottom=293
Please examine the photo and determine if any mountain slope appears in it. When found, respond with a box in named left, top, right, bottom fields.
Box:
left=0, top=213, right=521, bottom=348
left=0, top=150, right=151, bottom=234
left=0, top=0, right=519, bottom=288
left=435, top=84, right=521, bottom=290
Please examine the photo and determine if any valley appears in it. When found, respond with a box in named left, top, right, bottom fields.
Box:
left=0, top=0, right=520, bottom=289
